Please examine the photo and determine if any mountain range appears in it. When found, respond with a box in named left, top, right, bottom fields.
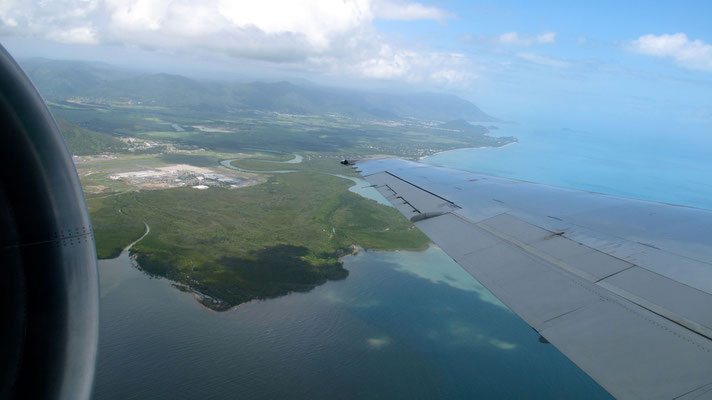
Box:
left=20, top=58, right=497, bottom=123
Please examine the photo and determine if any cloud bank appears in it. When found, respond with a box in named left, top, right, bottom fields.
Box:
left=0, top=0, right=474, bottom=84
left=372, top=0, right=452, bottom=20
left=631, top=33, right=712, bottom=71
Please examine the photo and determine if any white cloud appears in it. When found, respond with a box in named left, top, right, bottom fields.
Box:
left=517, top=52, right=570, bottom=68
left=47, top=26, right=98, bottom=44
left=631, top=33, right=712, bottom=71
left=345, top=44, right=475, bottom=84
left=0, top=0, right=466, bottom=84
left=0, top=0, right=100, bottom=37
left=93, top=0, right=375, bottom=57
left=0, top=0, right=450, bottom=53
left=354, top=44, right=413, bottom=79
left=215, top=0, right=373, bottom=50
left=372, top=0, right=452, bottom=20
left=496, top=31, right=556, bottom=46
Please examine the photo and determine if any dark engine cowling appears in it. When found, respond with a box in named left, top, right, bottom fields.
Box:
left=0, top=45, right=99, bottom=400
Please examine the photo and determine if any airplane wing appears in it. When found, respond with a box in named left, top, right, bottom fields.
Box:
left=352, top=158, right=712, bottom=400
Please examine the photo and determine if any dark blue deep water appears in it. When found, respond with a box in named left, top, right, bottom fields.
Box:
left=94, top=246, right=610, bottom=399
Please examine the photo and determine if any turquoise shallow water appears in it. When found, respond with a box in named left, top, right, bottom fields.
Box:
left=424, top=125, right=712, bottom=209
left=330, top=173, right=393, bottom=206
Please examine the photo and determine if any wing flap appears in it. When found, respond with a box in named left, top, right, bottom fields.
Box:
left=539, top=299, right=712, bottom=400
left=355, top=158, right=712, bottom=400
left=600, top=266, right=712, bottom=338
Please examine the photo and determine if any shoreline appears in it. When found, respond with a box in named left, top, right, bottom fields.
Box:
left=340, top=244, right=361, bottom=262
left=128, top=242, right=365, bottom=313
left=113, top=241, right=435, bottom=314
left=421, top=141, right=518, bottom=160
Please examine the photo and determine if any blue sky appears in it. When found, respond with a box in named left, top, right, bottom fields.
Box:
left=372, top=1, right=712, bottom=134
left=1, top=0, right=710, bottom=138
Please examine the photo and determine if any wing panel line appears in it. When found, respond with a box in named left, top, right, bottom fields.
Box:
left=470, top=212, right=712, bottom=343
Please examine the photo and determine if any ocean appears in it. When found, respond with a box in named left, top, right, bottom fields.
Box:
left=425, top=124, right=712, bottom=209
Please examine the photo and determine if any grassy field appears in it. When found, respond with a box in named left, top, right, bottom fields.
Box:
left=87, top=164, right=429, bottom=307
left=228, top=157, right=305, bottom=171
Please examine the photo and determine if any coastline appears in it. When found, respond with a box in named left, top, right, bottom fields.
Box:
left=340, top=244, right=361, bottom=262
left=420, top=141, right=518, bottom=160
left=171, top=245, right=363, bottom=313
left=128, top=242, right=365, bottom=313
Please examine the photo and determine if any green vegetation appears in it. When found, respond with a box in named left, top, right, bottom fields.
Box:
left=89, top=201, right=145, bottom=258
left=159, top=153, right=220, bottom=167
left=50, top=101, right=513, bottom=158
left=229, top=158, right=303, bottom=171
left=88, top=169, right=429, bottom=307
left=57, top=118, right=127, bottom=155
